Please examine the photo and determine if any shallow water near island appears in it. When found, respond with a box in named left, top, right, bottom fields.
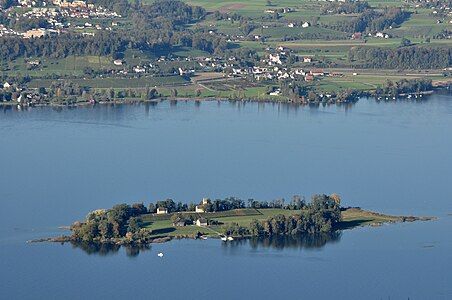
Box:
left=1, top=96, right=452, bottom=299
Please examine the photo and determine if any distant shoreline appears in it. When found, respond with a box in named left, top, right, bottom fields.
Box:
left=0, top=88, right=443, bottom=109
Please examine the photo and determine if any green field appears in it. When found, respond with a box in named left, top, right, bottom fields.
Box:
left=28, top=76, right=190, bottom=89
left=140, top=207, right=413, bottom=238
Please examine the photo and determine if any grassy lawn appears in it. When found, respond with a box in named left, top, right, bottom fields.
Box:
left=140, top=207, right=407, bottom=238
left=338, top=207, right=401, bottom=229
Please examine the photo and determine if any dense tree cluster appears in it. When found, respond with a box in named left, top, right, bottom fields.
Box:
left=0, top=0, right=228, bottom=62
left=0, top=32, right=125, bottom=61
left=376, top=78, right=433, bottom=95
left=70, top=203, right=151, bottom=243
left=201, top=197, right=246, bottom=212
left=154, top=199, right=189, bottom=213
left=225, top=194, right=342, bottom=237
left=348, top=46, right=452, bottom=69
left=328, top=7, right=409, bottom=33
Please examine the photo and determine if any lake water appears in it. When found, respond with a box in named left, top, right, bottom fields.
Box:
left=1, top=97, right=451, bottom=299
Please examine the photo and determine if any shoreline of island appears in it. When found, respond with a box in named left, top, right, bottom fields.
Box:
left=28, top=194, right=435, bottom=246
left=0, top=89, right=442, bottom=110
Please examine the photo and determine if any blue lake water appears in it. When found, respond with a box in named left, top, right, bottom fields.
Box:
left=1, top=97, right=451, bottom=299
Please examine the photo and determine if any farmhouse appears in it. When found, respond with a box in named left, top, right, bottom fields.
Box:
left=310, top=69, right=324, bottom=76
left=351, top=32, right=362, bottom=40
left=173, top=218, right=186, bottom=227
left=28, top=60, right=40, bottom=66
left=195, top=205, right=205, bottom=213
left=196, top=218, right=208, bottom=226
left=134, top=66, right=146, bottom=73
left=156, top=207, right=168, bottom=214
left=23, top=28, right=48, bottom=38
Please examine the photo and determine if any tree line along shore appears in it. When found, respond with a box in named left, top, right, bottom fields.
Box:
left=31, top=194, right=434, bottom=245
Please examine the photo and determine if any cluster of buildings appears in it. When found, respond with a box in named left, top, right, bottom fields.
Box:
left=17, top=0, right=43, bottom=8
left=404, top=0, right=452, bottom=15
left=1, top=1, right=121, bottom=38
left=0, top=24, right=22, bottom=37
left=230, top=65, right=340, bottom=82
left=52, top=0, right=93, bottom=8
left=288, top=21, right=311, bottom=28
left=351, top=31, right=391, bottom=40
left=1, top=81, right=46, bottom=105
left=114, top=46, right=338, bottom=84
left=0, top=25, right=59, bottom=38
left=13, top=0, right=97, bottom=8
left=23, top=28, right=59, bottom=38
left=225, top=47, right=342, bottom=82
left=18, top=5, right=121, bottom=23
left=154, top=198, right=209, bottom=227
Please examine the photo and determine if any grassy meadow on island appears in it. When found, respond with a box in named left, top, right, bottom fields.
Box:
left=0, top=0, right=451, bottom=105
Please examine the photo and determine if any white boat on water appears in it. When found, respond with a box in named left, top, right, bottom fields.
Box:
left=227, top=237, right=234, bottom=241
left=220, top=236, right=227, bottom=241
left=157, top=252, right=164, bottom=257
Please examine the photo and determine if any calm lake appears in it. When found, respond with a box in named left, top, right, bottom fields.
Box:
left=1, top=97, right=451, bottom=299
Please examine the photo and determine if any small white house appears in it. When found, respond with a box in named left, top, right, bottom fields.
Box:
left=196, top=218, right=208, bottom=226
left=195, top=205, right=205, bottom=213
left=113, top=59, right=123, bottom=66
left=156, top=207, right=168, bottom=214
left=134, top=66, right=145, bottom=73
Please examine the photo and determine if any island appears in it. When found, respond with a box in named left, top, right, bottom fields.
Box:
left=34, top=194, right=434, bottom=245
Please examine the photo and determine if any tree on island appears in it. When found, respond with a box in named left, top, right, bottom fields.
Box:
left=127, top=217, right=143, bottom=234
left=156, top=199, right=177, bottom=213
left=148, top=203, right=156, bottom=213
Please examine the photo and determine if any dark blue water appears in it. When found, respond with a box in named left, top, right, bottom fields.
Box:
left=1, top=97, right=451, bottom=299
